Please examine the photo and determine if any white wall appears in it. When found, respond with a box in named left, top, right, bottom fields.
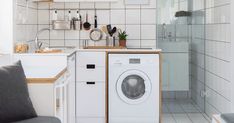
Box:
left=14, top=0, right=38, bottom=52
left=230, top=0, right=234, bottom=112
left=36, top=1, right=157, bottom=49
left=0, top=0, right=14, bottom=54
left=191, top=0, right=232, bottom=118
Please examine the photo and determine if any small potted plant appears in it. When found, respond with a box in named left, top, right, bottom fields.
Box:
left=118, top=30, right=128, bottom=47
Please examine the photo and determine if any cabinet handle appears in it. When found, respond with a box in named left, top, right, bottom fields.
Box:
left=86, top=64, right=95, bottom=69
left=86, top=82, right=95, bottom=85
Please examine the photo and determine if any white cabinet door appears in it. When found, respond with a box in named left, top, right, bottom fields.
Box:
left=76, top=67, right=105, bottom=82
left=67, top=54, right=76, bottom=123
left=162, top=53, right=189, bottom=91
left=76, top=82, right=105, bottom=117
left=76, top=52, right=105, bottom=67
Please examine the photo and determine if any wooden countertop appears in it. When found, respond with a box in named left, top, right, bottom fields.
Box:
left=26, top=68, right=67, bottom=84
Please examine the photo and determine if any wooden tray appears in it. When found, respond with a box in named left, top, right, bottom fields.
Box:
left=35, top=49, right=63, bottom=53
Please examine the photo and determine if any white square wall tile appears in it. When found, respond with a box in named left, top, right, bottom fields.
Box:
left=26, top=25, right=37, bottom=41
left=65, top=3, right=79, bottom=9
left=126, top=40, right=141, bottom=48
left=97, top=10, right=110, bottom=24
left=65, top=30, right=79, bottom=39
left=141, top=40, right=156, bottom=48
left=50, top=40, right=65, bottom=47
left=38, top=25, right=50, bottom=40
left=95, top=3, right=110, bottom=9
left=111, top=10, right=125, bottom=24
left=141, top=0, right=157, bottom=8
left=126, top=25, right=141, bottom=39
left=111, top=0, right=125, bottom=9
left=15, top=25, right=27, bottom=42
left=80, top=30, right=90, bottom=40
left=125, top=4, right=141, bottom=9
left=50, top=3, right=65, bottom=9
left=141, top=9, right=156, bottom=24
left=126, top=9, right=140, bottom=24
left=80, top=3, right=95, bottom=9
left=141, top=25, right=156, bottom=39
left=50, top=30, right=65, bottom=40
left=38, top=2, right=50, bottom=9
left=38, top=10, right=50, bottom=24
left=65, top=40, right=79, bottom=47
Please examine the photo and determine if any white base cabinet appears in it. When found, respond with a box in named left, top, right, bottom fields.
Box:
left=28, top=72, right=69, bottom=123
left=76, top=51, right=106, bottom=123
left=76, top=82, right=105, bottom=117
left=162, top=53, right=189, bottom=91
left=67, top=53, right=76, bottom=123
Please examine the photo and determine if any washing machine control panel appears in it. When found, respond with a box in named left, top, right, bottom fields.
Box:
left=129, top=58, right=141, bottom=64
left=109, top=54, right=159, bottom=67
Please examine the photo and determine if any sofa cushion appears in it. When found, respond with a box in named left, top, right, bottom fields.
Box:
left=12, top=116, right=61, bottom=123
left=221, top=113, right=234, bottom=123
left=0, top=61, right=37, bottom=123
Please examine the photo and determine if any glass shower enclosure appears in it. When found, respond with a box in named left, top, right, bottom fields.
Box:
left=157, top=0, right=205, bottom=113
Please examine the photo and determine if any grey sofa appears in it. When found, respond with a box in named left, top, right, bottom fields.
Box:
left=0, top=61, right=61, bottom=123
left=12, top=116, right=61, bottom=123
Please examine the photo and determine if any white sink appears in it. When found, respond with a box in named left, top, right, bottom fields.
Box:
left=158, top=41, right=189, bottom=52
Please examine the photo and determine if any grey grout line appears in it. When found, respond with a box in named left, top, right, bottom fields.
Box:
left=191, top=73, right=232, bottom=102
left=164, top=101, right=178, bottom=123
left=205, top=3, right=230, bottom=10
left=191, top=100, right=211, bottom=122
left=163, top=99, right=211, bottom=123
left=190, top=101, right=211, bottom=122
left=179, top=102, right=194, bottom=123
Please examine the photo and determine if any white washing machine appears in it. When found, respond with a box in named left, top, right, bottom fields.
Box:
left=108, top=53, right=160, bottom=123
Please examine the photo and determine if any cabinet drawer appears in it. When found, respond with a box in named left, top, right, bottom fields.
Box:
left=76, top=117, right=105, bottom=123
left=76, top=67, right=105, bottom=82
left=76, top=82, right=105, bottom=117
left=76, top=52, right=105, bottom=67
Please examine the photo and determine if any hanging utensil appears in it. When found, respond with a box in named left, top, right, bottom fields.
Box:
left=90, top=10, right=103, bottom=41
left=101, top=26, right=108, bottom=35
left=83, top=12, right=91, bottom=30
left=80, top=14, right=83, bottom=30
left=111, top=27, right=117, bottom=35
left=107, top=24, right=112, bottom=36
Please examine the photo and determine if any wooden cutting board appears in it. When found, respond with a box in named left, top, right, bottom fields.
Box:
left=35, top=49, right=63, bottom=53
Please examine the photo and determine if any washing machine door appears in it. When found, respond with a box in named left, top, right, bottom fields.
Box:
left=116, top=70, right=151, bottom=105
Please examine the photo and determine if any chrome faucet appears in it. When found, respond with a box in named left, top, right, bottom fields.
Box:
left=34, top=28, right=50, bottom=50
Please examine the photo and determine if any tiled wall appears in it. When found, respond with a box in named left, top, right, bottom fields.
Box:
left=14, top=0, right=38, bottom=52
left=191, top=0, right=231, bottom=118
left=37, top=0, right=157, bottom=49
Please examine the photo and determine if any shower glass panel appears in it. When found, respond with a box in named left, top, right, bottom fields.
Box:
left=157, top=0, right=205, bottom=113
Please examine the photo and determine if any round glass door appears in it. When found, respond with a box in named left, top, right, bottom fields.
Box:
left=117, top=70, right=151, bottom=104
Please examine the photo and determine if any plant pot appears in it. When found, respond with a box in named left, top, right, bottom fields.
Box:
left=119, top=40, right=127, bottom=47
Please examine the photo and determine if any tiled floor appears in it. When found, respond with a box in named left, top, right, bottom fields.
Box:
left=162, top=99, right=211, bottom=123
